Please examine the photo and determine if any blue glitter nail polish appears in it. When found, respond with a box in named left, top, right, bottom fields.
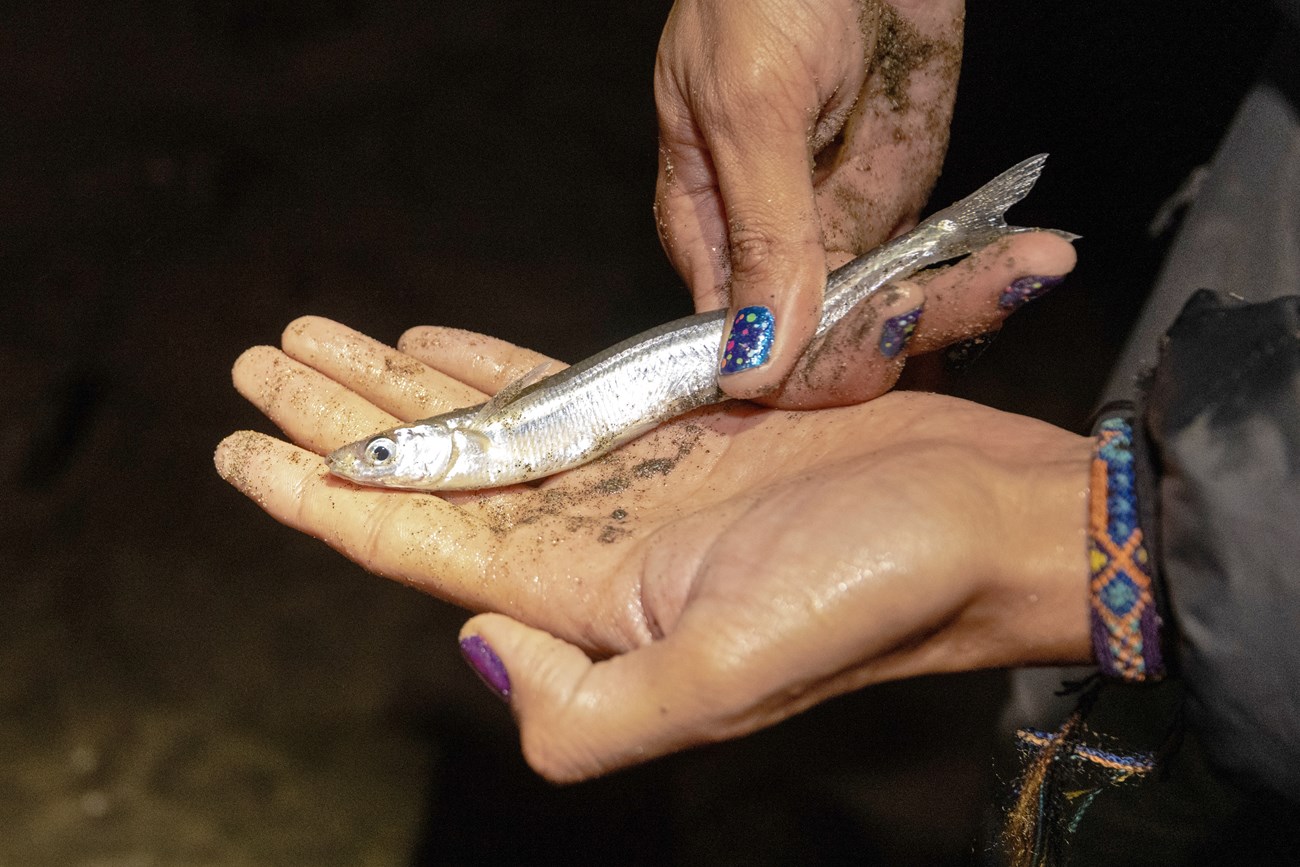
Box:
left=998, top=274, right=1065, bottom=310
left=878, top=305, right=923, bottom=358
left=460, top=635, right=511, bottom=700
left=719, top=306, right=775, bottom=374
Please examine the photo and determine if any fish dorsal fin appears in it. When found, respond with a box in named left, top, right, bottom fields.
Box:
left=471, top=362, right=552, bottom=424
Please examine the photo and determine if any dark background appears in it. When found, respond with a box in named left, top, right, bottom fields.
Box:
left=0, top=1, right=1275, bottom=863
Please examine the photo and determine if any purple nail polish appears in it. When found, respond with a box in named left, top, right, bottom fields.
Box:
left=720, top=306, right=775, bottom=374
left=460, top=635, right=511, bottom=700
left=998, top=275, right=1065, bottom=311
left=878, top=305, right=923, bottom=359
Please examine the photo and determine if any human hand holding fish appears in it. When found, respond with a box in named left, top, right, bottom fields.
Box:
left=655, top=0, right=964, bottom=400
left=320, top=156, right=1075, bottom=491
left=214, top=222, right=1084, bottom=781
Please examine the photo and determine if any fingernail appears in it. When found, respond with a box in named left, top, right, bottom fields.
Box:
left=720, top=306, right=775, bottom=375
left=878, top=305, right=923, bottom=359
left=998, top=275, right=1065, bottom=311
left=944, top=330, right=999, bottom=373
left=459, top=635, right=511, bottom=700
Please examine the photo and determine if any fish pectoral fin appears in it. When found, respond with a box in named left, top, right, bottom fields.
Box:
left=450, top=425, right=492, bottom=459
left=471, top=361, right=553, bottom=424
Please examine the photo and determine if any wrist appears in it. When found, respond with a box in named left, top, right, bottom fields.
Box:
left=982, top=432, right=1095, bottom=669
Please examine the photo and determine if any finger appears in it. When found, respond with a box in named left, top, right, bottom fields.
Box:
left=771, top=280, right=926, bottom=409
left=233, top=340, right=534, bottom=506
left=707, top=116, right=826, bottom=401
left=458, top=612, right=741, bottom=782
left=652, top=13, right=737, bottom=314
left=460, top=587, right=880, bottom=783
left=214, top=430, right=503, bottom=607
left=281, top=316, right=486, bottom=421
left=398, top=326, right=566, bottom=395
left=232, top=345, right=400, bottom=454
left=654, top=133, right=731, bottom=312
left=907, top=231, right=1077, bottom=354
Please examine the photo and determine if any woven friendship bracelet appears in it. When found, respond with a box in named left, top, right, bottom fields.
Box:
left=1088, top=415, right=1165, bottom=681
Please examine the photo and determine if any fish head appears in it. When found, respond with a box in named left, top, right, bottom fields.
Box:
left=326, top=422, right=455, bottom=490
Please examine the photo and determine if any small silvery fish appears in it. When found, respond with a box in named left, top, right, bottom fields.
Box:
left=328, top=155, right=1068, bottom=491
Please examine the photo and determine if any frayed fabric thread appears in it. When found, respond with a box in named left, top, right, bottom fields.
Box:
left=999, top=684, right=1157, bottom=867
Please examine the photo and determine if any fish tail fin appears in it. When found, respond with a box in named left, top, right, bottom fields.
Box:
left=925, top=154, right=1075, bottom=256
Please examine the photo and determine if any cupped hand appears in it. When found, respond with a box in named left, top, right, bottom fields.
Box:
left=216, top=313, right=1092, bottom=784
left=655, top=0, right=965, bottom=399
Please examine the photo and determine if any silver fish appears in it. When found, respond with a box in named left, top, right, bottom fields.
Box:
left=328, top=154, right=1064, bottom=491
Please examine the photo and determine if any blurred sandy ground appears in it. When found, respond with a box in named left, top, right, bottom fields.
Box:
left=0, top=1, right=1271, bottom=864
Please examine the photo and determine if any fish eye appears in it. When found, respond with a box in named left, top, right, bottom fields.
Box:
left=365, top=437, right=397, bottom=465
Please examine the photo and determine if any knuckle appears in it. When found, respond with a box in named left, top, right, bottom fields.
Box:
left=728, top=229, right=822, bottom=296
left=727, top=227, right=776, bottom=283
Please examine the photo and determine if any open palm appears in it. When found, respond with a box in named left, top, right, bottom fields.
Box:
left=217, top=298, right=1090, bottom=781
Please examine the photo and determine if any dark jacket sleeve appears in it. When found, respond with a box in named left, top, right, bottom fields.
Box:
left=1143, top=290, right=1300, bottom=802
left=1278, top=0, right=1300, bottom=32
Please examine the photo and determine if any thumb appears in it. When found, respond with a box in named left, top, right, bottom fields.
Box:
left=709, top=121, right=826, bottom=401
left=457, top=613, right=751, bottom=783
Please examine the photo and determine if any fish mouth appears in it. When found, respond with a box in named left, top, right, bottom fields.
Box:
left=323, top=448, right=351, bottom=476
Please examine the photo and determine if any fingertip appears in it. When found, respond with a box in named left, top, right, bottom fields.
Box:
left=459, top=626, right=514, bottom=702
left=281, top=314, right=332, bottom=346
left=458, top=612, right=516, bottom=652
left=215, top=427, right=337, bottom=521
left=1002, top=230, right=1078, bottom=279
left=398, top=324, right=479, bottom=357
left=214, top=430, right=258, bottom=480
left=989, top=233, right=1076, bottom=313
left=458, top=614, right=535, bottom=706
left=458, top=613, right=590, bottom=708
left=717, top=331, right=803, bottom=400
left=213, top=429, right=281, bottom=493
left=875, top=280, right=927, bottom=361
left=459, top=614, right=607, bottom=782
left=904, top=231, right=1079, bottom=355
left=396, top=325, right=437, bottom=355
left=717, top=256, right=825, bottom=400
left=231, top=344, right=280, bottom=392
left=233, top=344, right=276, bottom=366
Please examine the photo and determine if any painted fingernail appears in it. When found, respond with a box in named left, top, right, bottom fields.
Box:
left=878, top=305, right=923, bottom=359
left=720, top=306, right=775, bottom=374
left=998, top=275, right=1065, bottom=310
left=944, top=330, right=999, bottom=373
left=459, top=635, right=511, bottom=700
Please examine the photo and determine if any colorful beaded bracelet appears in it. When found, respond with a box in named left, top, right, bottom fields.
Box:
left=1088, top=412, right=1166, bottom=681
